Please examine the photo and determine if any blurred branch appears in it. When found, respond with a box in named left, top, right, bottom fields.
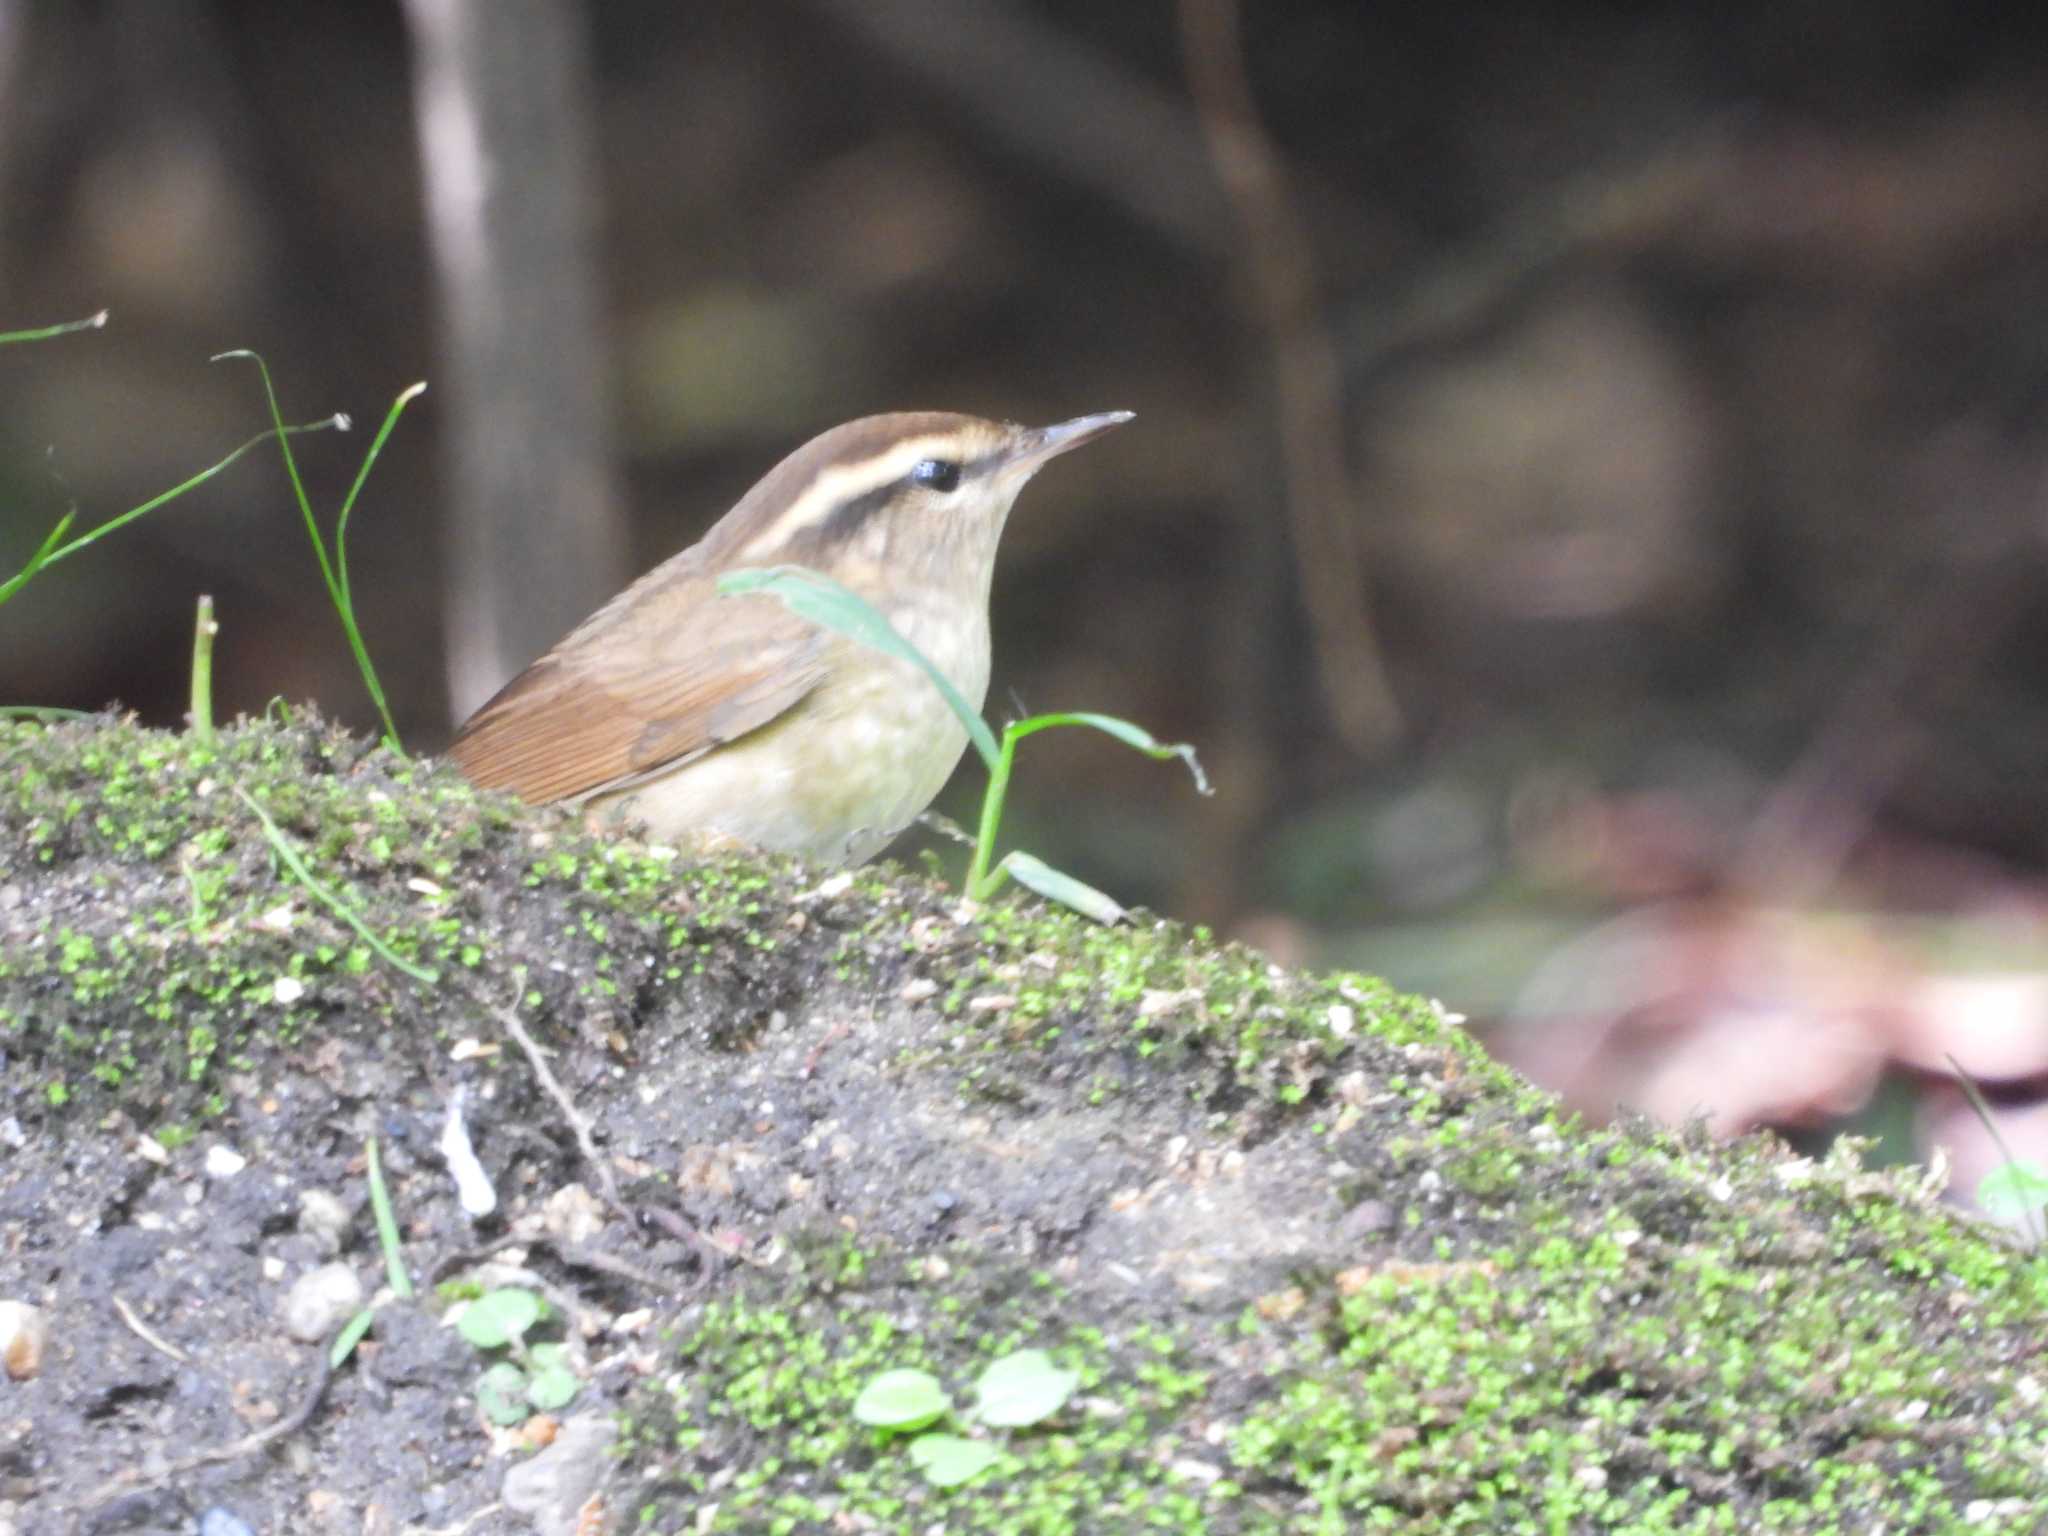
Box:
left=403, top=0, right=627, bottom=722
left=1731, top=448, right=2046, bottom=902
left=1179, top=0, right=1402, bottom=753
left=1347, top=122, right=1743, bottom=372
left=806, top=0, right=1231, bottom=257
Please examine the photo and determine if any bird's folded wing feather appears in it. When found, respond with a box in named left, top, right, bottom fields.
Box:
left=448, top=584, right=830, bottom=805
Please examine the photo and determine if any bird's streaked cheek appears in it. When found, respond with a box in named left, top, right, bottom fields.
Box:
left=843, top=518, right=884, bottom=566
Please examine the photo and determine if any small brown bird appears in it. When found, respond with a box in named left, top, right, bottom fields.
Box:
left=448, top=410, right=1132, bottom=866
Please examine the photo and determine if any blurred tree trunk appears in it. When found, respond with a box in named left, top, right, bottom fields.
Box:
left=0, top=0, right=19, bottom=265
left=403, top=0, right=626, bottom=724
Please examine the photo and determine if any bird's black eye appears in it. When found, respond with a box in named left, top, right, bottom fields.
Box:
left=910, top=459, right=961, bottom=493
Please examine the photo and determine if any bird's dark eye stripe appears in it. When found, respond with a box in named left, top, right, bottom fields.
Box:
left=910, top=458, right=962, bottom=492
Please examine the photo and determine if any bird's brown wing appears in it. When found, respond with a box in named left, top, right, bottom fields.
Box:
left=447, top=576, right=829, bottom=805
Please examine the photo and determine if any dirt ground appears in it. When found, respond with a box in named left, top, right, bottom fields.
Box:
left=4, top=715, right=2047, bottom=1535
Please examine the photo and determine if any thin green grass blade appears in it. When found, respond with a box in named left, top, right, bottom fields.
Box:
left=718, top=566, right=1002, bottom=768
left=334, top=382, right=427, bottom=618
left=215, top=349, right=347, bottom=602
left=1001, top=851, right=1127, bottom=924
left=234, top=785, right=440, bottom=984
left=0, top=705, right=94, bottom=722
left=365, top=1133, right=416, bottom=1298
left=2, top=416, right=343, bottom=610
left=49, top=418, right=344, bottom=564
left=1005, top=711, right=1212, bottom=795
left=189, top=595, right=217, bottom=747
left=0, top=309, right=108, bottom=346
left=329, top=1307, right=376, bottom=1369
left=329, top=382, right=427, bottom=752
left=0, top=509, right=77, bottom=607
left=216, top=350, right=411, bottom=753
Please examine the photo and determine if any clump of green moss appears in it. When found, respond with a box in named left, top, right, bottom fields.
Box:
left=1228, top=1161, right=2048, bottom=1534
left=622, top=1145, right=2048, bottom=1535
left=623, top=1248, right=1223, bottom=1535
left=0, top=710, right=846, bottom=1124
left=0, top=712, right=1485, bottom=1140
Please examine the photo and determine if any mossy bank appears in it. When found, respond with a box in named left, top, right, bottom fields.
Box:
left=2, top=713, right=2045, bottom=1534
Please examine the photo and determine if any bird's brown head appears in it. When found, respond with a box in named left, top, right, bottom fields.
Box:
left=705, top=409, right=1135, bottom=602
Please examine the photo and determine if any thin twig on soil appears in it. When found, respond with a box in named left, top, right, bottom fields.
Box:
left=110, top=1292, right=190, bottom=1363
left=429, top=1230, right=683, bottom=1298
left=484, top=986, right=631, bottom=1225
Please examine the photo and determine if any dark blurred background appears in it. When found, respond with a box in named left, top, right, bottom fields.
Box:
left=7, top=1, right=2048, bottom=1201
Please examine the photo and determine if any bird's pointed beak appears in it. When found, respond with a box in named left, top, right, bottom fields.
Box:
left=1004, top=410, right=1135, bottom=477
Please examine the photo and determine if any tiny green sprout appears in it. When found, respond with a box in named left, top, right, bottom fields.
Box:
left=459, top=1289, right=580, bottom=1422
left=999, top=853, right=1127, bottom=926
left=237, top=789, right=439, bottom=987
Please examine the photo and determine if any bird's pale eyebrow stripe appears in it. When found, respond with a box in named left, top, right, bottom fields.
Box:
left=733, top=441, right=1005, bottom=558
left=815, top=449, right=1012, bottom=541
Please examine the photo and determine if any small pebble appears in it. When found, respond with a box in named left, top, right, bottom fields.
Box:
left=282, top=1262, right=365, bottom=1344
left=0, top=1300, right=47, bottom=1380
left=297, top=1189, right=353, bottom=1255
left=543, top=1184, right=605, bottom=1246
left=204, top=1144, right=247, bottom=1179
left=503, top=1413, right=616, bottom=1536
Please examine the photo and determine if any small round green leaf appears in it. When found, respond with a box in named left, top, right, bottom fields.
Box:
left=457, top=1287, right=545, bottom=1349
left=908, top=1433, right=1000, bottom=1487
left=852, top=1367, right=949, bottom=1430
left=1978, top=1160, right=2048, bottom=1223
left=477, top=1361, right=531, bottom=1425
left=526, top=1360, right=580, bottom=1412
left=971, top=1349, right=1080, bottom=1427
